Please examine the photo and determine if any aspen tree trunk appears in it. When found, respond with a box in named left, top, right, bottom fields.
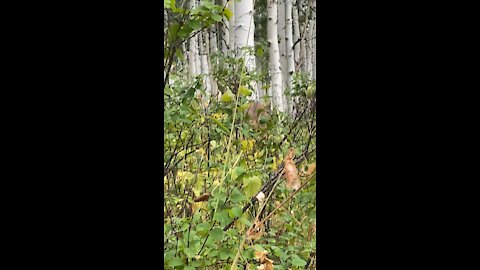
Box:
left=228, top=0, right=235, bottom=54
left=306, top=0, right=314, bottom=79
left=209, top=25, right=218, bottom=54
left=188, top=39, right=197, bottom=76
left=278, top=0, right=288, bottom=110
left=292, top=0, right=300, bottom=69
left=305, top=22, right=311, bottom=78
left=285, top=0, right=295, bottom=114
left=299, top=0, right=307, bottom=73
left=221, top=0, right=230, bottom=53
left=208, top=27, right=219, bottom=98
left=268, top=0, right=285, bottom=112
left=194, top=33, right=202, bottom=76
left=256, top=55, right=265, bottom=100
left=182, top=42, right=188, bottom=74
left=199, top=31, right=212, bottom=95
left=235, top=0, right=258, bottom=100
left=188, top=0, right=198, bottom=77
left=310, top=0, right=316, bottom=80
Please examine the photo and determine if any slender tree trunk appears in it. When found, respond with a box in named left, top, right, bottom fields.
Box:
left=310, top=0, right=316, bottom=80
left=228, top=0, right=235, bottom=54
left=208, top=26, right=219, bottom=98
left=299, top=0, right=307, bottom=73
left=285, top=0, right=295, bottom=114
left=292, top=0, right=300, bottom=68
left=256, top=55, right=265, bottom=100
left=235, top=0, right=258, bottom=100
left=194, top=33, right=201, bottom=76
left=268, top=0, right=285, bottom=112
left=306, top=0, right=314, bottom=79
left=188, top=0, right=198, bottom=77
left=199, top=31, right=212, bottom=95
left=209, top=25, right=218, bottom=54
left=221, top=0, right=230, bottom=53
left=278, top=0, right=288, bottom=110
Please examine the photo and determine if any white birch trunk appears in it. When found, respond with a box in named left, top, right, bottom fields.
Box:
left=278, top=0, right=288, bottom=110
left=235, top=0, right=258, bottom=100
left=256, top=55, right=265, bottom=101
left=221, top=0, right=230, bottom=53
left=209, top=25, right=218, bottom=54
left=228, top=0, right=235, bottom=54
left=268, top=0, right=285, bottom=112
left=208, top=26, right=219, bottom=98
left=299, top=0, right=307, bottom=73
left=199, top=31, right=212, bottom=95
left=306, top=0, right=314, bottom=79
left=310, top=0, right=316, bottom=80
left=194, top=33, right=201, bottom=76
left=292, top=0, right=300, bottom=68
left=285, top=0, right=295, bottom=114
left=188, top=0, right=198, bottom=77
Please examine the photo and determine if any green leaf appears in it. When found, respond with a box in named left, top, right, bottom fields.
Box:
left=232, top=166, right=246, bottom=180
left=243, top=176, right=262, bottom=198
left=231, top=207, right=243, bottom=218
left=164, top=0, right=171, bottom=9
left=164, top=249, right=175, bottom=261
left=188, top=20, right=202, bottom=30
left=253, top=244, right=266, bottom=252
left=212, top=13, right=223, bottom=22
left=219, top=248, right=230, bottom=260
left=209, top=227, right=224, bottom=241
left=184, top=267, right=195, bottom=270
left=239, top=212, right=252, bottom=227
left=168, top=257, right=184, bottom=267
left=256, top=47, right=264, bottom=57
left=203, top=1, right=215, bottom=9
left=221, top=89, right=235, bottom=102
left=178, top=25, right=193, bottom=39
left=175, top=48, right=185, bottom=61
left=168, top=22, right=180, bottom=42
left=230, top=187, right=246, bottom=203
left=196, top=222, right=210, bottom=233
left=208, top=116, right=230, bottom=135
left=214, top=209, right=230, bottom=223
left=239, top=85, right=252, bottom=96
left=170, top=0, right=176, bottom=9
left=189, top=259, right=203, bottom=267
left=291, top=256, right=307, bottom=267
left=184, top=247, right=196, bottom=258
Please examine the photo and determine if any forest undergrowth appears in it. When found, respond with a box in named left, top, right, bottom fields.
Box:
left=164, top=72, right=316, bottom=269
left=164, top=1, right=316, bottom=269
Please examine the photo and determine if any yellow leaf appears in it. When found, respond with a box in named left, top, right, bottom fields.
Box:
left=223, top=7, right=233, bottom=21
left=239, top=85, right=252, bottom=96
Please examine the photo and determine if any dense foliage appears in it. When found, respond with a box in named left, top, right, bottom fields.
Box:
left=164, top=1, right=317, bottom=269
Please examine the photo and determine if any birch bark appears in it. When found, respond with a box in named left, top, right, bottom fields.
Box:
left=268, top=0, right=285, bottom=112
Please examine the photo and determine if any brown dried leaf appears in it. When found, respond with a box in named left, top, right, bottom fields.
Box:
left=193, top=193, right=210, bottom=202
left=306, top=163, right=316, bottom=175
left=254, top=251, right=268, bottom=263
left=247, top=220, right=264, bottom=241
left=257, top=258, right=274, bottom=270
left=308, top=222, right=317, bottom=241
left=284, top=154, right=300, bottom=191
left=286, top=147, right=296, bottom=160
